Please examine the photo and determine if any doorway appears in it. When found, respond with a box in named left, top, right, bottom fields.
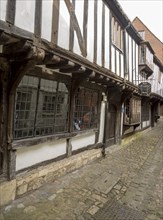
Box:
left=106, top=104, right=117, bottom=146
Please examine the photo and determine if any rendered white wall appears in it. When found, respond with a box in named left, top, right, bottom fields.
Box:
left=41, top=0, right=53, bottom=41
left=71, top=133, right=96, bottom=151
left=73, top=0, right=84, bottom=55
left=15, top=0, right=35, bottom=33
left=104, top=5, right=110, bottom=69
left=111, top=46, right=115, bottom=73
left=16, top=139, right=67, bottom=171
left=87, top=0, right=95, bottom=62
left=0, top=0, right=7, bottom=21
left=58, top=0, right=70, bottom=50
left=96, top=0, right=102, bottom=66
left=98, top=101, right=105, bottom=143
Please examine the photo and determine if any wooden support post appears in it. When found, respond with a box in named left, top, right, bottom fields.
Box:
left=0, top=58, right=10, bottom=178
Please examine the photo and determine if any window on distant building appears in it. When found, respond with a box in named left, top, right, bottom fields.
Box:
left=111, top=16, right=123, bottom=50
left=73, top=87, right=98, bottom=131
left=138, top=31, right=145, bottom=40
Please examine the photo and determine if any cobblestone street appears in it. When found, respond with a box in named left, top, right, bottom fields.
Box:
left=0, top=118, right=163, bottom=220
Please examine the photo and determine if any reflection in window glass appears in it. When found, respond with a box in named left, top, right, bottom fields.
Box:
left=73, top=87, right=98, bottom=131
left=14, top=76, right=70, bottom=139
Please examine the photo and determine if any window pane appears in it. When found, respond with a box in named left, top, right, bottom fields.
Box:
left=73, top=87, right=98, bottom=131
left=14, top=76, right=39, bottom=139
left=35, top=79, right=57, bottom=136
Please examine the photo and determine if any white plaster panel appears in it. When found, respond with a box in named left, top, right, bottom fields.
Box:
left=58, top=0, right=70, bottom=50
left=16, top=139, right=67, bottom=171
left=142, top=121, right=146, bottom=128
left=98, top=101, right=105, bottom=143
left=73, top=0, right=84, bottom=55
left=135, top=44, right=139, bottom=85
left=96, top=0, right=102, bottom=66
left=104, top=5, right=110, bottom=69
left=129, top=36, right=132, bottom=82
left=71, top=133, right=96, bottom=151
left=15, top=0, right=35, bottom=33
left=87, top=0, right=94, bottom=62
left=133, top=41, right=136, bottom=85
left=121, top=54, right=124, bottom=78
left=73, top=32, right=81, bottom=55
left=111, top=46, right=115, bottom=73
left=0, top=0, right=7, bottom=21
left=116, top=50, right=120, bottom=76
left=41, top=0, right=53, bottom=41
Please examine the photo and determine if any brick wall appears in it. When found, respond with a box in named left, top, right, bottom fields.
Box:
left=132, top=17, right=163, bottom=64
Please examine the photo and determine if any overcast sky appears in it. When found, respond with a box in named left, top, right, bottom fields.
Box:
left=118, top=0, right=163, bottom=42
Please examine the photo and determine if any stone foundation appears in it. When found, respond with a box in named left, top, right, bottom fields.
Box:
left=0, top=148, right=101, bottom=207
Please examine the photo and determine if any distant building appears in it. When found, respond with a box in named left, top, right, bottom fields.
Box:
left=132, top=17, right=163, bottom=64
left=132, top=17, right=163, bottom=116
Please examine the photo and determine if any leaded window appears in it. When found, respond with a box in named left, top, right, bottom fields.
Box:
left=73, top=87, right=98, bottom=131
left=124, top=97, right=141, bottom=124
left=14, top=75, right=70, bottom=139
left=142, top=101, right=149, bottom=121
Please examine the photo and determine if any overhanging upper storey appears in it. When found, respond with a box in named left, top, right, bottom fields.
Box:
left=139, top=41, right=154, bottom=77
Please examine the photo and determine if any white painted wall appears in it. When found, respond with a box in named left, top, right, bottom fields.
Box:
left=87, top=0, right=95, bottom=62
left=58, top=0, right=70, bottom=50
left=104, top=5, right=110, bottom=69
left=111, top=46, right=115, bottom=73
left=73, top=0, right=84, bottom=55
left=41, top=0, right=53, bottom=41
left=98, top=101, right=106, bottom=143
left=96, top=0, right=103, bottom=66
left=16, top=139, right=67, bottom=171
left=71, top=133, right=96, bottom=151
left=15, top=0, right=35, bottom=33
left=0, top=0, right=7, bottom=21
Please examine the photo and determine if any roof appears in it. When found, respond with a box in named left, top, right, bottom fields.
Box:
left=132, top=17, right=163, bottom=65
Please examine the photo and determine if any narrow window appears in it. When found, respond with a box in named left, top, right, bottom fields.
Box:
left=73, top=87, right=98, bottom=131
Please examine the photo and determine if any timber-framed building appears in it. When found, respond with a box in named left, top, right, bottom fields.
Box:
left=0, top=0, right=162, bottom=206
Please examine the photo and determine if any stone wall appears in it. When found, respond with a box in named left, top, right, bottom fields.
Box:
left=0, top=148, right=102, bottom=207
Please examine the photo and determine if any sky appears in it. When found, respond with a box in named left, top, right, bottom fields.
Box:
left=118, top=0, right=163, bottom=42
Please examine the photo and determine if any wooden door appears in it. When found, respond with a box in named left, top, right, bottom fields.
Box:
left=106, top=104, right=116, bottom=146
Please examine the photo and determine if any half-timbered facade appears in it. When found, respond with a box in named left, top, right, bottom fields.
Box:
left=0, top=0, right=162, bottom=206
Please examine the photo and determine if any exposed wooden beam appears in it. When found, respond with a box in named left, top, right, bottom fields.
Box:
left=51, top=0, right=60, bottom=45
left=6, top=0, right=16, bottom=24
left=34, top=0, right=42, bottom=37
left=83, top=0, right=88, bottom=52
left=64, top=0, right=87, bottom=57
left=46, top=60, right=68, bottom=69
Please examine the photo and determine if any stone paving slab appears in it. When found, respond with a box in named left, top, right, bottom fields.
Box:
left=0, top=118, right=163, bottom=220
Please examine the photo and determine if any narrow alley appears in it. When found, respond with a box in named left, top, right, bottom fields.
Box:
left=0, top=118, right=163, bottom=220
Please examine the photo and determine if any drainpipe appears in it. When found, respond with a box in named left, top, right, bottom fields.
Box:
left=102, top=93, right=108, bottom=158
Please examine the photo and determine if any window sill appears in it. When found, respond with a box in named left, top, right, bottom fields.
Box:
left=12, top=129, right=98, bottom=149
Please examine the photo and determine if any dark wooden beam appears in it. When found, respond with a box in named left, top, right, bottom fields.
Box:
left=83, top=0, right=88, bottom=52
left=27, top=66, right=71, bottom=83
left=0, top=57, right=10, bottom=179
left=3, top=41, right=32, bottom=57
left=69, top=0, right=75, bottom=51
left=34, top=0, right=42, bottom=37
left=51, top=0, right=60, bottom=45
left=64, top=0, right=87, bottom=57
left=46, top=60, right=68, bottom=69
left=6, top=0, right=16, bottom=24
